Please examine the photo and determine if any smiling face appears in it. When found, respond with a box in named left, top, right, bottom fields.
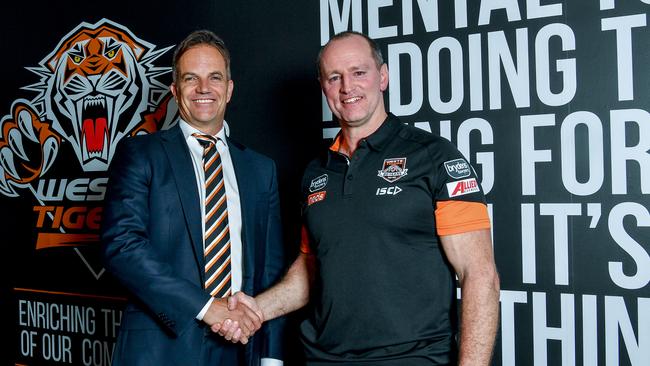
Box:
left=319, top=34, right=388, bottom=132
left=171, top=44, right=233, bottom=135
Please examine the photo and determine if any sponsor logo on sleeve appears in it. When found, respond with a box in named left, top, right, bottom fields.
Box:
left=307, top=191, right=327, bottom=205
left=444, top=158, right=471, bottom=179
left=377, top=157, right=408, bottom=183
left=309, top=174, right=328, bottom=192
left=446, top=178, right=480, bottom=197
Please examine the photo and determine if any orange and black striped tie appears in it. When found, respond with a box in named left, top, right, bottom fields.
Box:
left=193, top=133, right=231, bottom=298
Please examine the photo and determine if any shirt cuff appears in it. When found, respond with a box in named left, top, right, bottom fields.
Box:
left=196, top=297, right=215, bottom=320
left=261, top=358, right=283, bottom=366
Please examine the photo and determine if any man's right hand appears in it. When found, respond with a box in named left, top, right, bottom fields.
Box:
left=211, top=292, right=264, bottom=342
left=203, top=297, right=262, bottom=344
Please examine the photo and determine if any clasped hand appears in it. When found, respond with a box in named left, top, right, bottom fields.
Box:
left=206, top=292, right=263, bottom=344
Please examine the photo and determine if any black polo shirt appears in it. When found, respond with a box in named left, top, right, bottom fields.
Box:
left=299, top=114, right=489, bottom=365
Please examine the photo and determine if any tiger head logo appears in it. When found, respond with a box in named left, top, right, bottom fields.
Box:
left=0, top=19, right=177, bottom=277
left=25, top=18, right=173, bottom=172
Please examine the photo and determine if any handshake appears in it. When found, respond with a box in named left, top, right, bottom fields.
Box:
left=204, top=292, right=262, bottom=344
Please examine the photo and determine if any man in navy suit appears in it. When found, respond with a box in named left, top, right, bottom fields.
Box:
left=101, top=30, right=286, bottom=365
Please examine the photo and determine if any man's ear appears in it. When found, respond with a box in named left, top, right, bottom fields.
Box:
left=379, top=64, right=389, bottom=92
left=226, top=79, right=234, bottom=103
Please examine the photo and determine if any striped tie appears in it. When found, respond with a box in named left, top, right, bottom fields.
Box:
left=193, top=133, right=231, bottom=298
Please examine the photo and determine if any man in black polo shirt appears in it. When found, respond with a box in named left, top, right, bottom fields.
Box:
left=215, top=31, right=500, bottom=365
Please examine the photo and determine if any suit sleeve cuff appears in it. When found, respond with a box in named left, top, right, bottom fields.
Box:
left=196, top=297, right=215, bottom=320
left=261, top=358, right=283, bottom=366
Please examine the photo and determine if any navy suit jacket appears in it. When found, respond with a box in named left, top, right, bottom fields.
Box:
left=101, top=124, right=286, bottom=365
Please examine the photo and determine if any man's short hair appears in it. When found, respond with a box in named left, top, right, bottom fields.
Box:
left=172, top=30, right=231, bottom=81
left=317, top=31, right=384, bottom=78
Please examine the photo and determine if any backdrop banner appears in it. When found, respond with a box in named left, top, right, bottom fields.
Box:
left=1, top=1, right=648, bottom=365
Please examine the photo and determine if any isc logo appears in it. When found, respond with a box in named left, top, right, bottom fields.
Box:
left=376, top=186, right=402, bottom=196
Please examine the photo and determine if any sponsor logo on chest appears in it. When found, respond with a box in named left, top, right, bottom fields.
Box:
left=377, top=157, right=408, bottom=183
left=447, top=178, right=481, bottom=197
left=309, top=174, right=328, bottom=192
left=307, top=191, right=327, bottom=205
left=376, top=186, right=402, bottom=196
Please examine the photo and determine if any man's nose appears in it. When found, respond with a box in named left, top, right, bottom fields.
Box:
left=340, top=76, right=352, bottom=93
left=197, top=78, right=210, bottom=93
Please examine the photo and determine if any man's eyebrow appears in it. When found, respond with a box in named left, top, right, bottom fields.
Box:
left=350, top=64, right=370, bottom=71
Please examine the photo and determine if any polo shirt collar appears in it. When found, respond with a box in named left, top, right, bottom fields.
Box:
left=328, top=113, right=401, bottom=154
left=363, top=113, right=400, bottom=151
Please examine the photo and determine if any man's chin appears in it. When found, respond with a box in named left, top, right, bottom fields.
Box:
left=190, top=113, right=222, bottom=124
left=339, top=115, right=368, bottom=127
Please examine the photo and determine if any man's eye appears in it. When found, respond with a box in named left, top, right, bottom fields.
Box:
left=328, top=76, right=340, bottom=82
left=354, top=71, right=366, bottom=76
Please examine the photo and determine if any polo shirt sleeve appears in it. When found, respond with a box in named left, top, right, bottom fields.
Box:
left=435, top=201, right=490, bottom=236
left=429, top=140, right=491, bottom=236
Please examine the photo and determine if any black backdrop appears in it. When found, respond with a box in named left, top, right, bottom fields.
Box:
left=2, top=1, right=649, bottom=365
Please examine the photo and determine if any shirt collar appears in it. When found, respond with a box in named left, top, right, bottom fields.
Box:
left=328, top=113, right=400, bottom=153
left=179, top=119, right=230, bottom=145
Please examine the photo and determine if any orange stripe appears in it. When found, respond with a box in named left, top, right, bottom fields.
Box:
left=204, top=153, right=221, bottom=171
left=211, top=288, right=232, bottom=297
left=206, top=195, right=227, bottom=221
left=205, top=165, right=222, bottom=186
left=212, top=257, right=231, bottom=279
left=205, top=226, right=229, bottom=253
left=35, top=233, right=99, bottom=250
left=206, top=243, right=230, bottom=271
left=205, top=212, right=228, bottom=241
left=215, top=208, right=229, bottom=229
left=205, top=254, right=218, bottom=272
left=210, top=242, right=231, bottom=265
left=210, top=287, right=232, bottom=298
left=211, top=272, right=232, bottom=297
left=205, top=181, right=225, bottom=205
left=204, top=217, right=229, bottom=246
left=208, top=234, right=230, bottom=257
left=435, top=201, right=491, bottom=236
left=205, top=195, right=226, bottom=222
left=205, top=275, right=216, bottom=289
left=13, top=288, right=127, bottom=301
left=205, top=260, right=231, bottom=289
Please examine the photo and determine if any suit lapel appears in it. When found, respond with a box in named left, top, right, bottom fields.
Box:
left=161, top=126, right=204, bottom=266
left=228, top=139, right=256, bottom=291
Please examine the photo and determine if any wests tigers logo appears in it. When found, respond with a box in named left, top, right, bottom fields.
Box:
left=0, top=18, right=176, bottom=196
left=0, top=19, right=177, bottom=277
